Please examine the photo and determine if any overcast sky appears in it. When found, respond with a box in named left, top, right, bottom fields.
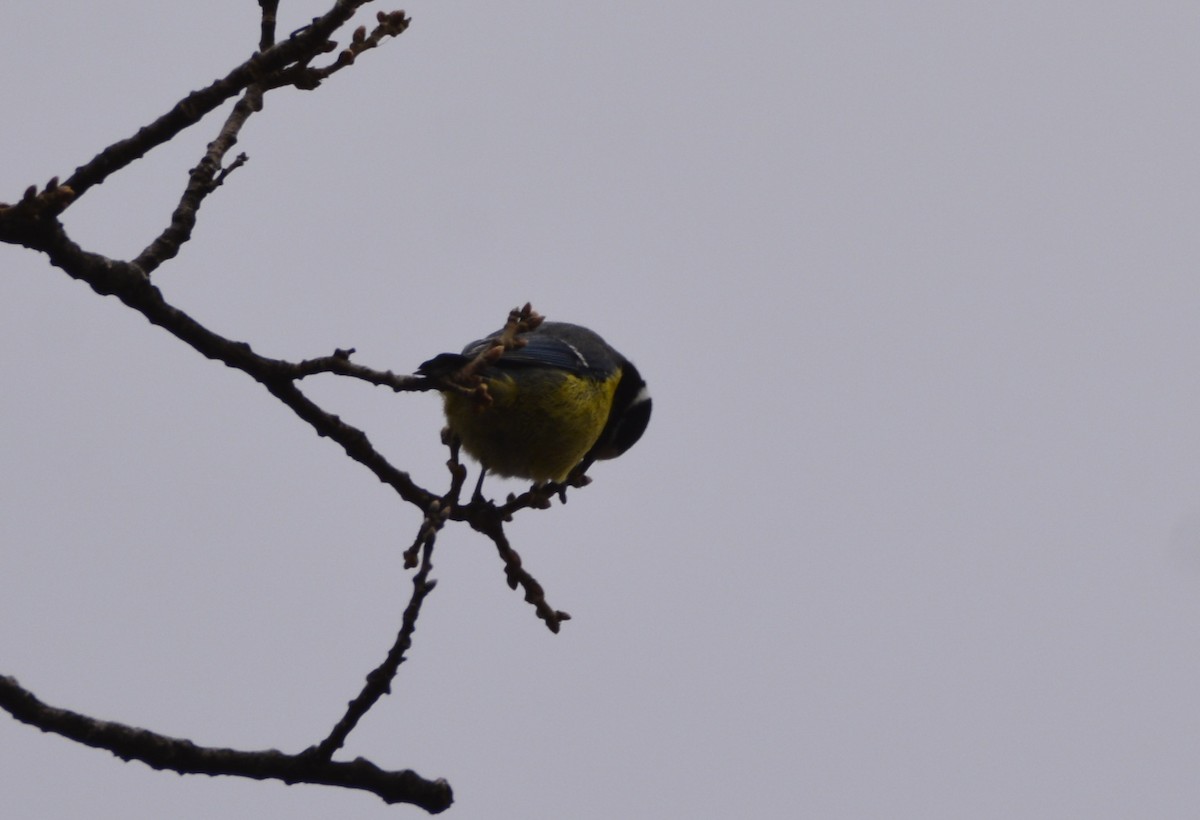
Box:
left=4, top=2, right=1200, bottom=818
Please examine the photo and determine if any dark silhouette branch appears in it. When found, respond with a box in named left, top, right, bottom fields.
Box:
left=267, top=11, right=412, bottom=90
left=463, top=503, right=572, bottom=634
left=293, top=348, right=430, bottom=391
left=60, top=1, right=402, bottom=201
left=313, top=529, right=441, bottom=759
left=0, top=209, right=434, bottom=507
left=258, top=0, right=281, bottom=51
left=0, top=675, right=452, bottom=813
left=128, top=8, right=410, bottom=277
left=132, top=85, right=262, bottom=275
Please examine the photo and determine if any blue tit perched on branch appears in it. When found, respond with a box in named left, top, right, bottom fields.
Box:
left=417, top=306, right=651, bottom=488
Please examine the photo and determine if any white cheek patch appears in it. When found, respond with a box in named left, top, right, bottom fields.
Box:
left=629, top=385, right=651, bottom=407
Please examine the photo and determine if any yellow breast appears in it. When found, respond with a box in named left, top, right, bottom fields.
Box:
left=443, top=370, right=619, bottom=483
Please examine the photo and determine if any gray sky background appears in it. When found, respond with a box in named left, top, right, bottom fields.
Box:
left=3, top=2, right=1200, bottom=818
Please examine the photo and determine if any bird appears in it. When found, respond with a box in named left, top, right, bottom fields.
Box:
left=417, top=311, right=651, bottom=492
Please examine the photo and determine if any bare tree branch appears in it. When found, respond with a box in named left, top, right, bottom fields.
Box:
left=0, top=675, right=452, bottom=813
left=132, top=85, right=262, bottom=275
left=463, top=503, right=572, bottom=634
left=292, top=348, right=429, bottom=391
left=313, top=527, right=442, bottom=759
left=61, top=2, right=403, bottom=201
left=0, top=0, right=591, bottom=808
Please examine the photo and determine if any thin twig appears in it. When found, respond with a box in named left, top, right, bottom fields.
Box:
left=464, top=505, right=571, bottom=633
left=312, top=531, right=440, bottom=759
left=258, top=0, right=280, bottom=50
left=133, top=86, right=263, bottom=275
left=292, top=349, right=431, bottom=392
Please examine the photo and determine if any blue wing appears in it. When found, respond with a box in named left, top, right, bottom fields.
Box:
left=421, top=322, right=618, bottom=377
left=463, top=331, right=591, bottom=373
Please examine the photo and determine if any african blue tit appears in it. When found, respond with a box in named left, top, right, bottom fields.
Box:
left=418, top=321, right=651, bottom=484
